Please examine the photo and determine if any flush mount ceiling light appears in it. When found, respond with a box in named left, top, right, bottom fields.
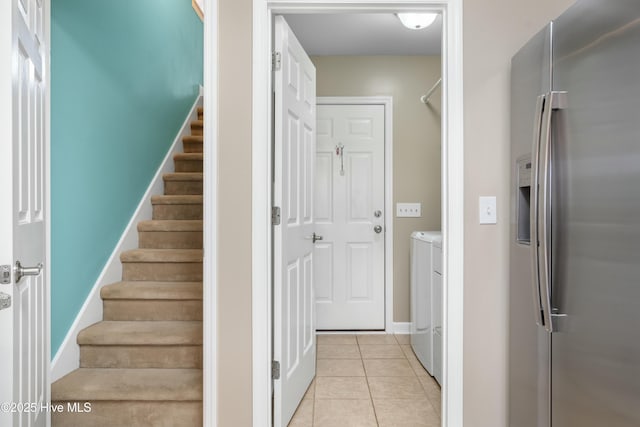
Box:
left=396, top=13, right=438, bottom=30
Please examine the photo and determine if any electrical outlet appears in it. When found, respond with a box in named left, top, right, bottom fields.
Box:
left=396, top=203, right=422, bottom=218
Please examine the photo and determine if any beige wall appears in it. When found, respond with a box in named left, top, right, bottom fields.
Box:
left=218, top=0, right=252, bottom=425
left=215, top=0, right=576, bottom=425
left=312, top=56, right=442, bottom=323
left=462, top=0, right=574, bottom=425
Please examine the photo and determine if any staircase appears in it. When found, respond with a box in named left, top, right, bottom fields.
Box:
left=52, top=107, right=204, bottom=426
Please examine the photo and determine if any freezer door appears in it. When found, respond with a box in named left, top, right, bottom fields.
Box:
left=551, top=1, right=640, bottom=425
left=509, top=24, right=552, bottom=427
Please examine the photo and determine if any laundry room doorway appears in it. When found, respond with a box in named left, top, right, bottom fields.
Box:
left=250, top=2, right=464, bottom=426
left=271, top=12, right=445, bottom=427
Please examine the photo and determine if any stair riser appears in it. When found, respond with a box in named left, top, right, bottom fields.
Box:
left=80, top=346, right=202, bottom=369
left=139, top=231, right=203, bottom=249
left=122, top=262, right=202, bottom=281
left=152, top=204, right=203, bottom=220
left=190, top=126, right=202, bottom=136
left=197, top=112, right=203, bottom=120
left=103, top=300, right=203, bottom=321
left=164, top=181, right=202, bottom=195
left=183, top=141, right=203, bottom=153
left=51, top=401, right=202, bottom=427
left=174, top=159, right=202, bottom=173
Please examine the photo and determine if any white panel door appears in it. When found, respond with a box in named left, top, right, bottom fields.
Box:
left=273, top=16, right=316, bottom=427
left=315, top=104, right=385, bottom=330
left=0, top=0, right=49, bottom=426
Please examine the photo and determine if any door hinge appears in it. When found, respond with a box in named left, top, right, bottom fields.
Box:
left=272, top=360, right=281, bottom=380
left=272, top=206, right=281, bottom=225
left=272, top=51, right=281, bottom=71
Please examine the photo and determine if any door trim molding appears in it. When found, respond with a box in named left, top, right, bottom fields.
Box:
left=316, top=96, right=393, bottom=333
left=45, top=0, right=52, bottom=419
left=250, top=2, right=464, bottom=426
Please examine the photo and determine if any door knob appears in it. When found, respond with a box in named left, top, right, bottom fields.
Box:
left=14, top=261, right=43, bottom=284
left=306, top=233, right=324, bottom=243
left=374, top=225, right=383, bottom=234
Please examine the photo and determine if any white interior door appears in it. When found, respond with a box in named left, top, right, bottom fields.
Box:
left=0, top=0, right=49, bottom=426
left=273, top=15, right=316, bottom=427
left=315, top=104, right=385, bottom=330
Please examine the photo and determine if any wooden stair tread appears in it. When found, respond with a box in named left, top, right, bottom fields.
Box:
left=151, top=195, right=203, bottom=205
left=182, top=135, right=203, bottom=142
left=173, top=153, right=202, bottom=160
left=101, top=281, right=202, bottom=300
left=78, top=321, right=202, bottom=346
left=163, top=172, right=202, bottom=182
left=197, top=107, right=203, bottom=113
left=138, top=220, right=203, bottom=232
left=52, top=368, right=202, bottom=401
left=190, top=120, right=203, bottom=128
left=120, top=249, right=203, bottom=263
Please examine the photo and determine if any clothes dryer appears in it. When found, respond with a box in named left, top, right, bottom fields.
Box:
left=410, top=231, right=441, bottom=375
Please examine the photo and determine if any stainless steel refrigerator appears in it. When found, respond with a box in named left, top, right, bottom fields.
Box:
left=509, top=1, right=640, bottom=426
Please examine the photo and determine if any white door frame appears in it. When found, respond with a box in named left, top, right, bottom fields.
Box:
left=46, top=2, right=53, bottom=422
left=316, top=96, right=394, bottom=333
left=250, top=2, right=464, bottom=427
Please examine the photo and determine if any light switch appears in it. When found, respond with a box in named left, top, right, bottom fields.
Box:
left=479, top=196, right=497, bottom=224
left=396, top=203, right=422, bottom=218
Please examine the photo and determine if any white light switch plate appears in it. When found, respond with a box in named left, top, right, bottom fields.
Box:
left=479, top=196, right=497, bottom=224
left=396, top=203, right=422, bottom=218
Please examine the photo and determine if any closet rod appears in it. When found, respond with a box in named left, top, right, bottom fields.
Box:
left=420, top=77, right=442, bottom=104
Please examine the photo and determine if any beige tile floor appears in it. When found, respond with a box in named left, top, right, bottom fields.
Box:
left=288, top=334, right=441, bottom=427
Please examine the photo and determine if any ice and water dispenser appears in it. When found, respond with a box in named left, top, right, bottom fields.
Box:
left=516, top=155, right=532, bottom=245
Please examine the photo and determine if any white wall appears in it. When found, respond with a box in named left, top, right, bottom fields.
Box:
left=218, top=0, right=253, bottom=425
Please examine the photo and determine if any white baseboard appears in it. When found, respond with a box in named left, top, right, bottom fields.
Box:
left=393, top=322, right=411, bottom=334
left=317, top=323, right=411, bottom=335
left=51, top=95, right=203, bottom=382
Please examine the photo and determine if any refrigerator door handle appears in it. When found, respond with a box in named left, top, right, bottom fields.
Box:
left=539, top=90, right=569, bottom=333
left=530, top=94, right=546, bottom=328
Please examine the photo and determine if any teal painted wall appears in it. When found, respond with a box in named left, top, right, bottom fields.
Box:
left=51, top=0, right=203, bottom=355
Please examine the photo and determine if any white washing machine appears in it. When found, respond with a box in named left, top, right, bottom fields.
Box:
left=410, top=231, right=442, bottom=376
left=432, top=237, right=443, bottom=385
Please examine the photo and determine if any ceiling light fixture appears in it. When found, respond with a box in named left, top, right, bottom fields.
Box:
left=396, top=13, right=438, bottom=30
